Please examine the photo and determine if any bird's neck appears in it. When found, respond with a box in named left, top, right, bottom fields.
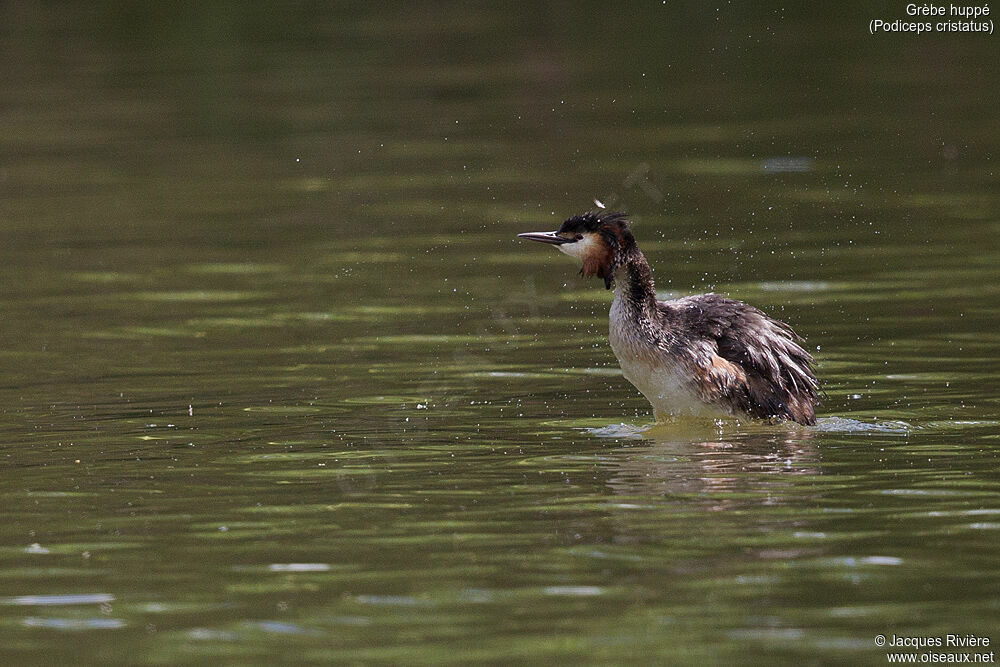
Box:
left=612, top=247, right=657, bottom=314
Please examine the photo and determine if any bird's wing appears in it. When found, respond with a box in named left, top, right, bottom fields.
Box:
left=657, top=294, right=819, bottom=423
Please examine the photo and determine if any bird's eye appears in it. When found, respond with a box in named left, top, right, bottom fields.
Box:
left=574, top=234, right=583, bottom=240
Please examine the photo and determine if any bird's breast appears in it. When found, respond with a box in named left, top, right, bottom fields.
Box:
left=608, top=297, right=729, bottom=419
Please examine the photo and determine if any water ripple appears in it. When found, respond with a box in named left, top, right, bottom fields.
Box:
left=2, top=593, right=115, bottom=606
left=22, top=617, right=124, bottom=630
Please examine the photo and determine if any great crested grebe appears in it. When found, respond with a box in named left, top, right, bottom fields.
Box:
left=517, top=211, right=820, bottom=425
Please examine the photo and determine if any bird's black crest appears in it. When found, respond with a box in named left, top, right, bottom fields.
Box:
left=558, top=211, right=630, bottom=235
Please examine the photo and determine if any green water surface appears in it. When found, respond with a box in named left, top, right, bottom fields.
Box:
left=1, top=4, right=998, bottom=665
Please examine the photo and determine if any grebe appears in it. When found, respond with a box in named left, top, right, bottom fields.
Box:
left=517, top=211, right=820, bottom=425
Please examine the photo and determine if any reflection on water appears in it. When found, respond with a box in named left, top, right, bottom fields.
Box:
left=1, top=1, right=999, bottom=664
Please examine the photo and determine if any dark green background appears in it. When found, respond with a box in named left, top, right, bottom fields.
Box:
left=1, top=3, right=997, bottom=664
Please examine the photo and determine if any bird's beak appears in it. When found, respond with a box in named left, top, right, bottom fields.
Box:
left=517, top=231, right=571, bottom=245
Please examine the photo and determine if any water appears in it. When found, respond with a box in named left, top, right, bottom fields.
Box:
left=2, top=4, right=999, bottom=664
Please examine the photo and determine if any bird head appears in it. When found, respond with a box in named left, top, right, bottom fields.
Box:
left=517, top=211, right=634, bottom=289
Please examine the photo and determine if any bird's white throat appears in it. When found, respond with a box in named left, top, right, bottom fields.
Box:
left=557, top=234, right=601, bottom=262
